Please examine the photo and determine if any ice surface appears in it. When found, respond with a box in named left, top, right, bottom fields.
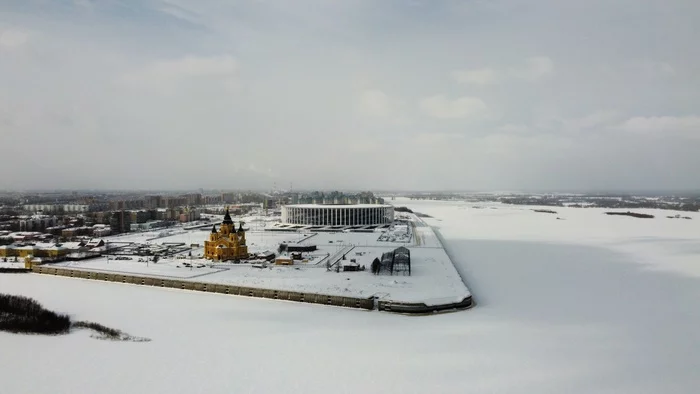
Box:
left=1, top=199, right=699, bottom=393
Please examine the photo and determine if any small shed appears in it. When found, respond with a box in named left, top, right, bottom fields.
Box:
left=290, top=251, right=303, bottom=260
left=257, top=250, right=276, bottom=261
left=275, top=257, right=293, bottom=265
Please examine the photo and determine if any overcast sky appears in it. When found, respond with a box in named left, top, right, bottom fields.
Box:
left=1, top=0, right=699, bottom=192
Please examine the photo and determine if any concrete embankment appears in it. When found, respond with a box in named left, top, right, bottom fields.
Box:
left=0, top=268, right=31, bottom=273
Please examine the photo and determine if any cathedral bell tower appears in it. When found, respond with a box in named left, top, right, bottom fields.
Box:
left=221, top=208, right=234, bottom=235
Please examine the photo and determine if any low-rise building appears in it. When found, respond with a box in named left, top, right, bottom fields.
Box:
left=85, top=238, right=105, bottom=249
left=45, top=225, right=66, bottom=236
left=0, top=245, right=16, bottom=257
left=41, top=246, right=68, bottom=259
left=92, top=225, right=111, bottom=237
left=61, top=228, right=80, bottom=238
left=9, top=232, right=42, bottom=242
left=0, top=243, right=69, bottom=259
left=130, top=220, right=167, bottom=231
left=61, top=242, right=87, bottom=253
left=16, top=245, right=36, bottom=258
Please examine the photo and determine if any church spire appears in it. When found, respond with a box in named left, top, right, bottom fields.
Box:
left=211, top=225, right=217, bottom=234
left=222, top=207, right=233, bottom=225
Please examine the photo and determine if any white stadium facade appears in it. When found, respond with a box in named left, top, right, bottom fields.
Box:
left=281, top=204, right=394, bottom=226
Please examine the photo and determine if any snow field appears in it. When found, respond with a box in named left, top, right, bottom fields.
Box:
left=53, top=218, right=470, bottom=304
left=1, top=200, right=699, bottom=393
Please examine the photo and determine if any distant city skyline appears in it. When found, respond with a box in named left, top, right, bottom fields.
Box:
left=3, top=188, right=700, bottom=199
left=1, top=0, right=699, bottom=191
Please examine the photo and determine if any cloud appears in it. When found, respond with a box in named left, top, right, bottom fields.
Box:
left=453, top=57, right=553, bottom=86
left=419, top=95, right=488, bottom=120
left=121, top=55, right=238, bottom=87
left=0, top=28, right=28, bottom=49
left=451, top=68, right=499, bottom=85
left=1, top=0, right=699, bottom=191
left=118, top=55, right=240, bottom=98
left=359, top=89, right=392, bottom=116
left=72, top=0, right=94, bottom=8
left=409, top=132, right=465, bottom=146
left=246, top=163, right=278, bottom=178
left=636, top=61, right=676, bottom=77
left=563, top=110, right=620, bottom=132
left=527, top=110, right=621, bottom=136
left=512, top=56, right=554, bottom=80
left=157, top=2, right=203, bottom=25
left=498, top=124, right=530, bottom=134
left=618, top=116, right=700, bottom=138
left=654, top=62, right=675, bottom=76
left=358, top=89, right=412, bottom=125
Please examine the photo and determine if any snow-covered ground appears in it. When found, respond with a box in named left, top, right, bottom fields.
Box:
left=53, top=219, right=469, bottom=304
left=106, top=229, right=308, bottom=255
left=57, top=257, right=225, bottom=278
left=2, top=199, right=699, bottom=393
left=0, top=262, right=24, bottom=269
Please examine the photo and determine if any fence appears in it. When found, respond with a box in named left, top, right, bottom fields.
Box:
left=0, top=268, right=30, bottom=273
left=30, top=266, right=374, bottom=311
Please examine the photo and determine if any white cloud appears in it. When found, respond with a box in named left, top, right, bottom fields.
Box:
left=511, top=56, right=554, bottom=80
left=452, top=68, right=499, bottom=85
left=157, top=2, right=203, bottom=25
left=498, top=124, right=530, bottom=134
left=0, top=29, right=28, bottom=49
left=530, top=110, right=621, bottom=136
left=563, top=110, right=619, bottom=131
left=121, top=55, right=238, bottom=86
left=453, top=57, right=553, bottom=86
left=656, top=62, right=675, bottom=76
left=636, top=61, right=676, bottom=77
left=360, top=89, right=392, bottom=116
left=118, top=55, right=240, bottom=98
left=419, top=95, right=488, bottom=120
left=618, top=116, right=700, bottom=138
left=358, top=89, right=412, bottom=125
left=246, top=163, right=278, bottom=178
left=409, top=132, right=465, bottom=146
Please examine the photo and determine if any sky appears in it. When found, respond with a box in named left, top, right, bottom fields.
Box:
left=0, top=0, right=699, bottom=192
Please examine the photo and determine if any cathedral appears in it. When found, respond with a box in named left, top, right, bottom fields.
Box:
left=204, top=208, right=248, bottom=261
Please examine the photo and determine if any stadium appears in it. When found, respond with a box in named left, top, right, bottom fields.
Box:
left=281, top=204, right=394, bottom=226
